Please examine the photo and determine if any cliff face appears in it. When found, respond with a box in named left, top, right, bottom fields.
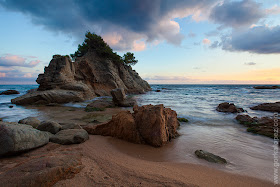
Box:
left=12, top=52, right=151, bottom=105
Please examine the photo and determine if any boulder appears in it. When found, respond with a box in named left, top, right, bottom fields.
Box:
left=85, top=99, right=114, bottom=111
left=250, top=102, right=280, bottom=113
left=0, top=122, right=49, bottom=156
left=195, top=150, right=227, bottom=164
left=236, top=114, right=279, bottom=139
left=84, top=104, right=180, bottom=147
left=216, top=102, right=244, bottom=113
left=18, top=117, right=41, bottom=128
left=59, top=123, right=82, bottom=130
left=50, top=129, right=89, bottom=145
left=0, top=147, right=83, bottom=187
left=253, top=85, right=280, bottom=89
left=37, top=121, right=62, bottom=134
left=111, top=88, right=126, bottom=104
left=0, top=90, right=19, bottom=95
left=11, top=53, right=151, bottom=105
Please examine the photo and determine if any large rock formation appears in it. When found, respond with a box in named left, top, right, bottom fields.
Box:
left=84, top=104, right=180, bottom=147
left=12, top=52, right=151, bottom=105
left=0, top=122, right=49, bottom=156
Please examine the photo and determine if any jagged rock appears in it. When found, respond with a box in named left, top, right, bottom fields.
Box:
left=12, top=53, right=150, bottom=105
left=37, top=121, right=62, bottom=134
left=216, top=102, right=244, bottom=113
left=84, top=104, right=180, bottom=147
left=59, top=123, right=82, bottom=130
left=0, top=122, right=49, bottom=156
left=0, top=147, right=83, bottom=187
left=18, top=117, right=41, bottom=128
left=111, top=88, right=126, bottom=104
left=236, top=114, right=279, bottom=139
left=0, top=90, right=19, bottom=95
left=253, top=85, right=280, bottom=89
left=250, top=102, right=280, bottom=113
left=50, top=129, right=89, bottom=145
left=195, top=150, right=227, bottom=164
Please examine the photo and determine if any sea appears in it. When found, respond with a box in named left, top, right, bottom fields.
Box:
left=0, top=84, right=279, bottom=182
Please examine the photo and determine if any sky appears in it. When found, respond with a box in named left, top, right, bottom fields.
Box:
left=0, top=0, right=279, bottom=84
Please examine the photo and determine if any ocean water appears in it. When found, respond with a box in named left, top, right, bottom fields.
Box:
left=0, top=84, right=279, bottom=182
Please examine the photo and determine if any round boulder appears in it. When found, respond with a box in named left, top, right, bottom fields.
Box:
left=19, top=117, right=41, bottom=128
left=37, top=121, right=62, bottom=134
left=50, top=129, right=89, bottom=145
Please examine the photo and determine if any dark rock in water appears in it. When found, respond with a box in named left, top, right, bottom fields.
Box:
left=84, top=104, right=179, bottom=147
left=0, top=147, right=83, bottom=187
left=0, top=122, right=49, bottom=156
left=253, top=85, right=280, bottom=89
left=50, top=129, right=89, bottom=145
left=11, top=53, right=151, bottom=105
left=216, top=102, right=244, bottom=113
left=19, top=117, right=41, bottom=128
left=0, top=118, right=2, bottom=121
left=59, top=123, right=82, bottom=130
left=37, top=121, right=62, bottom=134
left=8, top=105, right=13, bottom=108
left=155, top=90, right=161, bottom=92
left=195, top=150, right=227, bottom=164
left=177, top=117, right=189, bottom=123
left=0, top=90, right=19, bottom=95
left=236, top=114, right=279, bottom=139
left=250, top=102, right=280, bottom=113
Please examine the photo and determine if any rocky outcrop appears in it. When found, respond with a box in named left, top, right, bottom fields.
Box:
left=236, top=114, right=279, bottom=139
left=50, top=129, right=89, bottom=145
left=253, top=85, right=280, bottom=89
left=37, top=121, right=62, bottom=134
left=250, top=102, right=280, bottom=113
left=84, top=104, right=180, bottom=147
left=216, top=102, right=244, bottom=113
left=12, top=52, right=151, bottom=105
left=0, top=145, right=83, bottom=187
left=18, top=117, right=41, bottom=128
left=0, top=90, right=19, bottom=95
left=195, top=150, right=227, bottom=164
left=0, top=122, right=49, bottom=156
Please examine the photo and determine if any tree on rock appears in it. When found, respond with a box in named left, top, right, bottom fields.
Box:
left=123, top=52, right=138, bottom=66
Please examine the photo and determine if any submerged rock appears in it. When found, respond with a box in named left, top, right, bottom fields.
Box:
left=253, top=85, right=280, bottom=89
left=236, top=114, right=279, bottom=139
left=37, top=121, right=62, bottom=134
left=250, top=102, right=280, bottom=113
left=216, top=102, right=244, bottom=113
left=0, top=122, right=49, bottom=156
left=12, top=53, right=150, bottom=105
left=195, top=150, right=227, bottom=164
left=50, top=129, right=89, bottom=145
left=19, top=117, right=41, bottom=128
left=0, top=90, right=19, bottom=95
left=84, top=104, right=180, bottom=147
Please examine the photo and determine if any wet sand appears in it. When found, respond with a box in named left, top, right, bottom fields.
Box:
left=25, top=105, right=275, bottom=186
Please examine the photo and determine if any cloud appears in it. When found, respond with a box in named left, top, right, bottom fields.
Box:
left=0, top=0, right=217, bottom=51
left=0, top=54, right=40, bottom=67
left=244, top=62, right=256, bottom=65
left=188, top=31, right=196, bottom=38
left=202, top=38, right=211, bottom=45
left=266, top=5, right=280, bottom=15
left=219, top=25, right=280, bottom=54
left=210, top=0, right=265, bottom=28
left=0, top=72, right=6, bottom=77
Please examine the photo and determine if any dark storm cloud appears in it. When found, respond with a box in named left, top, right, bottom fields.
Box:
left=210, top=0, right=265, bottom=28
left=0, top=0, right=216, bottom=50
left=220, top=26, right=280, bottom=54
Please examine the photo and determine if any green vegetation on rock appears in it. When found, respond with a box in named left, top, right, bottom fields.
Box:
left=177, top=117, right=189, bottom=123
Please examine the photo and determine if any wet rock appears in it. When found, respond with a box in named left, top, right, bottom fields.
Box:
left=59, top=123, right=82, bottom=130
left=177, top=117, right=189, bottom=123
left=84, top=104, right=180, bottom=147
left=0, top=147, right=83, bottom=187
left=195, top=150, right=227, bottom=164
left=37, top=121, right=62, bottom=134
left=236, top=114, right=279, bottom=139
left=216, top=102, right=244, bottom=113
left=19, top=117, right=41, bottom=128
left=86, top=99, right=114, bottom=109
left=250, top=102, right=280, bottom=113
left=0, top=122, right=49, bottom=156
left=0, top=90, right=19, bottom=95
left=8, top=105, right=13, bottom=108
left=50, top=129, right=89, bottom=145
left=253, top=85, right=280, bottom=89
left=156, top=90, right=161, bottom=92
